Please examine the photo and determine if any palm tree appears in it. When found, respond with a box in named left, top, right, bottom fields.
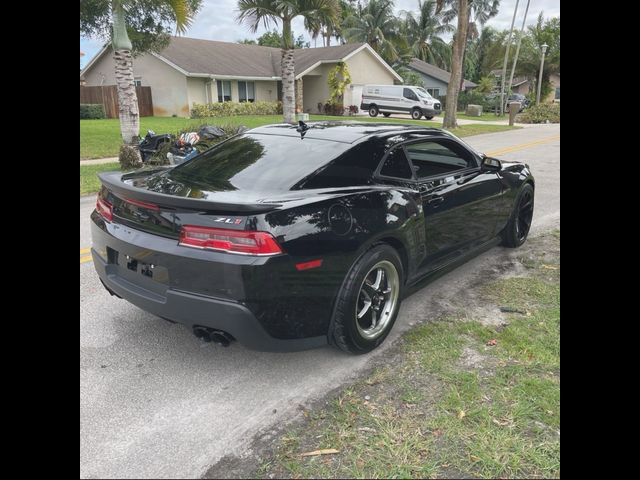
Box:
left=111, top=0, right=195, bottom=152
left=443, top=0, right=500, bottom=90
left=441, top=0, right=469, bottom=129
left=400, top=0, right=452, bottom=69
left=237, top=0, right=340, bottom=124
left=342, top=0, right=403, bottom=65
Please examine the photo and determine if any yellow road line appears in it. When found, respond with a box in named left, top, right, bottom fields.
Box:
left=80, top=255, right=92, bottom=264
left=80, top=247, right=91, bottom=255
left=486, top=135, right=560, bottom=157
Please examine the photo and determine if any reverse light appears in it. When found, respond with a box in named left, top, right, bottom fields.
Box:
left=96, top=197, right=113, bottom=222
left=179, top=225, right=283, bottom=256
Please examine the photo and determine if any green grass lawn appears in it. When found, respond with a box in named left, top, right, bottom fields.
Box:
left=80, top=115, right=518, bottom=159
left=251, top=231, right=560, bottom=479
left=80, top=162, right=121, bottom=196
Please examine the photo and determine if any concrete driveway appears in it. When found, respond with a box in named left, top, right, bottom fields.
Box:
left=80, top=124, right=559, bottom=478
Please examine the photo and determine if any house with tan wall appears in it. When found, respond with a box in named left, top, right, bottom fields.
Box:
left=80, top=37, right=402, bottom=117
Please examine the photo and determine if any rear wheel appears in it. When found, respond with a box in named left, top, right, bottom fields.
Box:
left=501, top=183, right=534, bottom=247
left=369, top=105, right=379, bottom=117
left=425, top=115, right=434, bottom=120
left=411, top=108, right=422, bottom=120
left=329, top=245, right=403, bottom=354
left=383, top=112, right=391, bottom=117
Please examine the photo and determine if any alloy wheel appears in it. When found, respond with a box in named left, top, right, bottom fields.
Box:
left=355, top=261, right=400, bottom=340
left=516, top=189, right=534, bottom=242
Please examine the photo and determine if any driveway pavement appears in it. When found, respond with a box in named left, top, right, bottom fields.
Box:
left=80, top=124, right=559, bottom=478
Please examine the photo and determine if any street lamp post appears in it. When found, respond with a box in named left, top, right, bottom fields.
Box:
left=536, top=43, right=549, bottom=104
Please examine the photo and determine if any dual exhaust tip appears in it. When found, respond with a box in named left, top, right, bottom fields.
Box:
left=193, top=326, right=235, bottom=347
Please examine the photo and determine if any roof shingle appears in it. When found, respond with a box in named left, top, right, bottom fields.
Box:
left=157, top=37, right=366, bottom=78
left=409, top=58, right=477, bottom=88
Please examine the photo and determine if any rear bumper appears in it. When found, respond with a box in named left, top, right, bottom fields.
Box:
left=90, top=216, right=328, bottom=352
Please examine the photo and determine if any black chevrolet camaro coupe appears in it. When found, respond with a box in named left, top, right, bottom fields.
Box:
left=91, top=122, right=534, bottom=354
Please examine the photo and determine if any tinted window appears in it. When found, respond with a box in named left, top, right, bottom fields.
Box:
left=406, top=140, right=477, bottom=179
left=297, top=142, right=380, bottom=189
left=403, top=88, right=419, bottom=101
left=166, top=134, right=351, bottom=192
left=379, top=147, right=413, bottom=179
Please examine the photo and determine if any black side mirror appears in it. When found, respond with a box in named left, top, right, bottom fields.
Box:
left=481, top=156, right=502, bottom=171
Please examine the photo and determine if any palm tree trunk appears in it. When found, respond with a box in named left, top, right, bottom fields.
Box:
left=111, top=0, right=141, bottom=166
left=443, top=0, right=469, bottom=129
left=281, top=18, right=296, bottom=123
left=459, top=25, right=471, bottom=91
left=113, top=49, right=140, bottom=145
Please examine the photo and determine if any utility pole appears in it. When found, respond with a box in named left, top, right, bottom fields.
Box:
left=499, top=0, right=520, bottom=116
left=506, top=0, right=531, bottom=97
left=536, top=43, right=549, bottom=104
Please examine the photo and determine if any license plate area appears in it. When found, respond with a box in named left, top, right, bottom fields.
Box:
left=108, top=247, right=169, bottom=285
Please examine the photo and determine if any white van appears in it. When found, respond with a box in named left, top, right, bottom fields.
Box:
left=360, top=85, right=442, bottom=120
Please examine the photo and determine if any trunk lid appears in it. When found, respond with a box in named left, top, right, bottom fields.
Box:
left=98, top=169, right=283, bottom=239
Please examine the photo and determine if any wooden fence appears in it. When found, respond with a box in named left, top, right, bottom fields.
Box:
left=80, top=85, right=154, bottom=118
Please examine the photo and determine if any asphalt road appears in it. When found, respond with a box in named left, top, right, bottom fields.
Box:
left=80, top=124, right=560, bottom=478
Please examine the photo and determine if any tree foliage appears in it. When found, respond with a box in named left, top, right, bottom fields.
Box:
left=80, top=0, right=203, bottom=54
left=327, top=62, right=352, bottom=103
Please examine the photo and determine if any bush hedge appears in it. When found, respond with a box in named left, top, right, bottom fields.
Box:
left=191, top=101, right=283, bottom=118
left=80, top=104, right=106, bottom=119
left=517, top=103, right=560, bottom=123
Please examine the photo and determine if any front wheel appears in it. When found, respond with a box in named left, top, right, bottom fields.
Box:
left=369, top=105, right=379, bottom=117
left=411, top=108, right=422, bottom=120
left=329, top=245, right=404, bottom=354
left=501, top=183, right=534, bottom=247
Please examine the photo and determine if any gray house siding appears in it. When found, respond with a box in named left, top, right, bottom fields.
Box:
left=412, top=72, right=448, bottom=98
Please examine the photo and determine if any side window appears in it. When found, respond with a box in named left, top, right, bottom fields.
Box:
left=379, top=147, right=413, bottom=179
left=403, top=88, right=418, bottom=101
left=405, top=140, right=477, bottom=179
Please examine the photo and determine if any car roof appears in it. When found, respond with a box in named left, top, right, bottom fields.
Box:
left=248, top=121, right=447, bottom=144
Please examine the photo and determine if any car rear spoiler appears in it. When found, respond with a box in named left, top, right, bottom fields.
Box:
left=98, top=171, right=282, bottom=213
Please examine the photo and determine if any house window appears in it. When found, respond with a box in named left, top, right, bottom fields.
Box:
left=238, top=81, right=255, bottom=102
left=426, top=88, right=440, bottom=97
left=217, top=80, right=232, bottom=102
left=134, top=78, right=142, bottom=87
left=555, top=87, right=560, bottom=100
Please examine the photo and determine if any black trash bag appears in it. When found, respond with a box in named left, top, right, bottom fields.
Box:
left=198, top=125, right=226, bottom=139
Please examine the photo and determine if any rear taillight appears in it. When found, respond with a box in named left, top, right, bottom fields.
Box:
left=96, top=197, right=113, bottom=222
left=179, top=225, right=283, bottom=256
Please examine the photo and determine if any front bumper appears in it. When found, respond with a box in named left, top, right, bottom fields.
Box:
left=421, top=105, right=441, bottom=116
left=90, top=216, right=328, bottom=352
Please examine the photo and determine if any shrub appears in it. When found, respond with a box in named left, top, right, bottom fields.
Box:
left=190, top=101, right=282, bottom=118
left=517, top=103, right=560, bottom=124
left=457, top=90, right=494, bottom=111
left=80, top=104, right=106, bottom=119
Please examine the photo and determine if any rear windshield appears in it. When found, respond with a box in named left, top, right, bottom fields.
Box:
left=166, top=134, right=351, bottom=192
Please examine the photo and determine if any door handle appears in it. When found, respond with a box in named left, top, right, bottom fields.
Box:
left=427, top=195, right=444, bottom=206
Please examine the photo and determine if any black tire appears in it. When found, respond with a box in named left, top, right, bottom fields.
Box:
left=501, top=183, right=534, bottom=248
left=369, top=105, right=379, bottom=117
left=425, top=115, right=434, bottom=120
left=411, top=108, right=422, bottom=120
left=383, top=112, right=391, bottom=117
left=329, top=244, right=404, bottom=354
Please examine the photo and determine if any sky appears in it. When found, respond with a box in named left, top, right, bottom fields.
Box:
left=80, top=0, right=560, bottom=68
